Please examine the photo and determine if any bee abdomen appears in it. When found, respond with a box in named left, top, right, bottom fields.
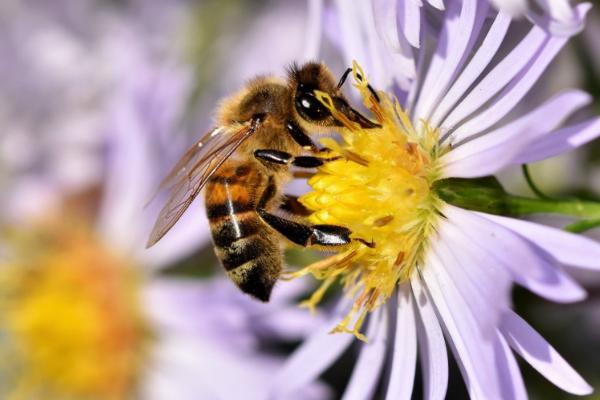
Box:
left=218, top=236, right=281, bottom=301
left=206, top=202, right=254, bottom=219
left=228, top=260, right=278, bottom=302
left=219, top=236, right=264, bottom=271
left=211, top=217, right=260, bottom=248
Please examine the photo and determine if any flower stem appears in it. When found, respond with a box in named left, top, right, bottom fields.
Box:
left=434, top=177, right=600, bottom=220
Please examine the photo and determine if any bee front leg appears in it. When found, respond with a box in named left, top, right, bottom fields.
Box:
left=254, top=149, right=340, bottom=168
left=285, top=120, right=319, bottom=152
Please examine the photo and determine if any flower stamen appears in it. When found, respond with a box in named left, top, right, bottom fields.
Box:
left=295, top=62, right=447, bottom=339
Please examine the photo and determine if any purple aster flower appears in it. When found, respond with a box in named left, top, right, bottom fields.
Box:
left=272, top=1, right=600, bottom=398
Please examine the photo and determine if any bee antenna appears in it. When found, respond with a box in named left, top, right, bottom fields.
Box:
left=336, top=67, right=353, bottom=89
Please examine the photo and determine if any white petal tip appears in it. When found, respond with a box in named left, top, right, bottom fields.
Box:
left=572, top=384, right=593, bottom=396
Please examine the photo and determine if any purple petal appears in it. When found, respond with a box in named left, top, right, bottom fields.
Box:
left=479, top=213, right=600, bottom=270
left=441, top=90, right=591, bottom=178
left=489, top=0, right=528, bottom=17
left=334, top=0, right=368, bottom=71
left=141, top=200, right=211, bottom=270
left=372, top=0, right=401, bottom=52
left=494, top=332, right=528, bottom=400
left=441, top=126, right=537, bottom=179
left=303, top=0, right=324, bottom=60
left=399, top=0, right=421, bottom=48
left=335, top=0, right=410, bottom=89
left=143, top=335, right=279, bottom=400
left=444, top=206, right=586, bottom=303
left=357, top=1, right=387, bottom=85
left=427, top=0, right=445, bottom=10
left=271, top=302, right=354, bottom=398
left=373, top=0, right=417, bottom=81
left=410, top=277, right=449, bottom=400
left=512, top=117, right=600, bottom=165
left=384, top=285, right=417, bottom=400
left=434, top=214, right=513, bottom=330
left=342, top=309, right=388, bottom=400
left=144, top=335, right=329, bottom=400
left=419, top=250, right=503, bottom=398
left=442, top=25, right=548, bottom=132
left=450, top=33, right=569, bottom=141
left=527, top=2, right=590, bottom=37
left=500, top=311, right=593, bottom=395
left=413, top=0, right=485, bottom=122
left=430, top=10, right=511, bottom=128
left=444, top=3, right=590, bottom=136
left=358, top=1, right=412, bottom=89
left=98, top=77, right=157, bottom=251
left=372, top=0, right=417, bottom=78
left=373, top=0, right=418, bottom=84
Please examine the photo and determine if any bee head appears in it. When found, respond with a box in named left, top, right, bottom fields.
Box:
left=288, top=62, right=378, bottom=130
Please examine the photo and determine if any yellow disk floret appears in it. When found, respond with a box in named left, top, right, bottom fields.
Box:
left=0, top=221, right=147, bottom=400
left=295, top=62, right=445, bottom=341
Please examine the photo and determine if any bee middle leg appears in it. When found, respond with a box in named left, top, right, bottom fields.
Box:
left=254, top=149, right=340, bottom=169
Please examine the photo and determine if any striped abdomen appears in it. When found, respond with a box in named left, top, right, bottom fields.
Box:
left=205, top=161, right=282, bottom=301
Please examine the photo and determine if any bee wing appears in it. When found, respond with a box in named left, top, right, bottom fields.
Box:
left=150, top=126, right=225, bottom=198
left=146, top=121, right=260, bottom=247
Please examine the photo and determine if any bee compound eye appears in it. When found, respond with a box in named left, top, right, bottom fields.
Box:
left=295, top=91, right=330, bottom=121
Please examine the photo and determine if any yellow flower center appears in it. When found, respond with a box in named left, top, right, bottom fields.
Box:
left=294, top=63, right=446, bottom=340
left=0, top=221, right=147, bottom=399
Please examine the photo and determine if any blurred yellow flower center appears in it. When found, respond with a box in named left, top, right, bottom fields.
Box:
left=296, top=63, right=445, bottom=341
left=0, top=222, right=147, bottom=399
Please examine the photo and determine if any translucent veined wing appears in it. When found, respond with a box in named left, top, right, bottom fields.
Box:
left=146, top=120, right=261, bottom=247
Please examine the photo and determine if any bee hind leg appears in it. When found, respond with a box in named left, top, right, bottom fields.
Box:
left=258, top=209, right=352, bottom=248
left=257, top=176, right=371, bottom=248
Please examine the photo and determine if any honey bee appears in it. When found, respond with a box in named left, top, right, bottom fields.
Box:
left=147, top=62, right=379, bottom=301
